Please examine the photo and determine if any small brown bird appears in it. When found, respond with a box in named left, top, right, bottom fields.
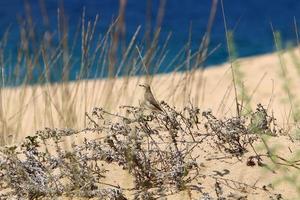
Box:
left=139, top=84, right=163, bottom=112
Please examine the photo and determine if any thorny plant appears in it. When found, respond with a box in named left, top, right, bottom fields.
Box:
left=203, top=104, right=281, bottom=157
left=0, top=128, right=127, bottom=200
left=89, top=102, right=203, bottom=199
left=0, top=102, right=288, bottom=199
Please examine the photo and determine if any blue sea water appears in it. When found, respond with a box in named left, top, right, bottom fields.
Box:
left=0, top=0, right=300, bottom=81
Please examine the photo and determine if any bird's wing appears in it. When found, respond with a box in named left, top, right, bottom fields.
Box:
left=149, top=94, right=163, bottom=111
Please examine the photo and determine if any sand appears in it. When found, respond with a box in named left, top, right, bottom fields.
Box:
left=2, top=47, right=300, bottom=199
left=3, top=47, right=300, bottom=139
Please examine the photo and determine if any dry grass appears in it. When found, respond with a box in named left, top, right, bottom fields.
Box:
left=0, top=102, right=290, bottom=199
left=0, top=0, right=218, bottom=146
left=1, top=0, right=300, bottom=199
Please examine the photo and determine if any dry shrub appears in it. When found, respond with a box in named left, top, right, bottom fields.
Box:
left=0, top=102, right=285, bottom=199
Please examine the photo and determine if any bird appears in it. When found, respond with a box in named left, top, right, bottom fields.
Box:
left=139, top=84, right=163, bottom=112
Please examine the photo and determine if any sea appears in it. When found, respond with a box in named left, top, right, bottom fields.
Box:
left=0, top=0, right=300, bottom=82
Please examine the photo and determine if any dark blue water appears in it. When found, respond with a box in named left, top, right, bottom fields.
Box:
left=1, top=0, right=300, bottom=82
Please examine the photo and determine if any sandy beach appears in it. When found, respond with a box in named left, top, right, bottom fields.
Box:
left=1, top=0, right=300, bottom=198
left=3, top=47, right=300, bottom=140
left=2, top=48, right=300, bottom=199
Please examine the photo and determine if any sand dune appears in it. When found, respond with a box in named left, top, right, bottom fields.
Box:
left=3, top=47, right=300, bottom=142
left=2, top=48, right=300, bottom=199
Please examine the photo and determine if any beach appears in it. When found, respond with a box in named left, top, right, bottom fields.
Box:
left=3, top=47, right=299, bottom=140
left=1, top=0, right=300, bottom=198
left=1, top=48, right=300, bottom=199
